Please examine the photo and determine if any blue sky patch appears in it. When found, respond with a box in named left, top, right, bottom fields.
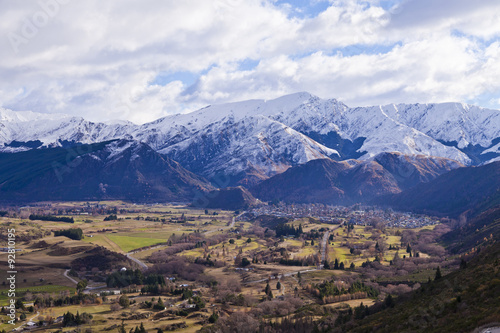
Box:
left=274, top=0, right=331, bottom=18
left=239, top=58, right=260, bottom=71
left=151, top=71, right=200, bottom=87
left=326, top=42, right=402, bottom=57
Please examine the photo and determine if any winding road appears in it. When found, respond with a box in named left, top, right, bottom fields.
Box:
left=244, top=268, right=319, bottom=284
left=63, top=269, right=79, bottom=284
left=15, top=311, right=40, bottom=331
left=204, top=212, right=240, bottom=236
left=127, top=252, right=148, bottom=270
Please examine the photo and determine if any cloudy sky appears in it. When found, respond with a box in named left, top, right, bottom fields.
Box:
left=1, top=0, right=500, bottom=124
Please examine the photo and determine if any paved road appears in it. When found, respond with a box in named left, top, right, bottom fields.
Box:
left=246, top=224, right=344, bottom=283
left=15, top=311, right=39, bottom=331
left=63, top=269, right=78, bottom=285
left=230, top=215, right=237, bottom=228
left=319, top=230, right=330, bottom=268
left=82, top=284, right=108, bottom=294
left=319, top=224, right=344, bottom=269
left=481, top=327, right=500, bottom=333
left=126, top=252, right=148, bottom=270
left=245, top=268, right=318, bottom=284
left=204, top=212, right=242, bottom=236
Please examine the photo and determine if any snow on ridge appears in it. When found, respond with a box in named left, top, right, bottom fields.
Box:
left=482, top=141, right=500, bottom=155
left=380, top=102, right=500, bottom=148
left=1, top=92, right=500, bottom=173
left=104, top=140, right=136, bottom=161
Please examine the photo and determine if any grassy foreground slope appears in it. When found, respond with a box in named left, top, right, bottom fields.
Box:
left=348, top=242, right=500, bottom=333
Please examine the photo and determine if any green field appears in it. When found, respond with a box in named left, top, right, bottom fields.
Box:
left=106, top=234, right=167, bottom=252
left=328, top=246, right=351, bottom=262
left=293, top=246, right=316, bottom=258
left=0, top=285, right=76, bottom=306
left=181, top=238, right=264, bottom=258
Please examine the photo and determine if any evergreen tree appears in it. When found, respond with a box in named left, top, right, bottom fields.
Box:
left=276, top=281, right=281, bottom=290
left=153, top=296, right=165, bottom=310
left=265, top=283, right=271, bottom=295
left=384, top=294, right=395, bottom=308
left=392, top=251, right=400, bottom=264
left=435, top=266, right=442, bottom=280
left=75, top=311, right=81, bottom=325
left=334, top=258, right=339, bottom=270
left=15, top=299, right=25, bottom=310
left=118, top=320, right=126, bottom=333
left=208, top=311, right=219, bottom=323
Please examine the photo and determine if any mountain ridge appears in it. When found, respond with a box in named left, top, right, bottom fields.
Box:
left=250, top=152, right=463, bottom=205
left=374, top=160, right=500, bottom=218
left=1, top=92, right=499, bottom=186
left=0, top=139, right=214, bottom=203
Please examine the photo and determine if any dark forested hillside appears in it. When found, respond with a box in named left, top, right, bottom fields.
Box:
left=0, top=140, right=213, bottom=203
left=251, top=153, right=461, bottom=205
left=376, top=161, right=500, bottom=217
left=346, top=242, right=500, bottom=333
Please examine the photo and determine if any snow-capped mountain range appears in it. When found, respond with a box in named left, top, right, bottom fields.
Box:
left=1, top=92, right=499, bottom=185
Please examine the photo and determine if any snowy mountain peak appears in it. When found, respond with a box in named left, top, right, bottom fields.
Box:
left=1, top=93, right=500, bottom=185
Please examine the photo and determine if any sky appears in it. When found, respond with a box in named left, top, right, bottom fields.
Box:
left=1, top=0, right=500, bottom=124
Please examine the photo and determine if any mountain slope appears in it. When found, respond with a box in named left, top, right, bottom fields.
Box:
left=1, top=93, right=500, bottom=186
left=250, top=158, right=354, bottom=204
left=442, top=205, right=500, bottom=254
left=195, top=186, right=259, bottom=210
left=0, top=140, right=213, bottom=203
left=377, top=161, right=500, bottom=217
left=156, top=115, right=339, bottom=185
left=349, top=242, right=500, bottom=333
left=372, top=152, right=464, bottom=189
left=250, top=153, right=461, bottom=205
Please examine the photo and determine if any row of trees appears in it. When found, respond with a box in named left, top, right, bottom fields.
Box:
left=62, top=311, right=92, bottom=327
left=106, top=269, right=166, bottom=288
left=274, top=223, right=303, bottom=237
left=29, top=214, right=74, bottom=223
left=53, top=228, right=83, bottom=240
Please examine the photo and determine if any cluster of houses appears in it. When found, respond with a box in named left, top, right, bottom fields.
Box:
left=248, top=203, right=439, bottom=229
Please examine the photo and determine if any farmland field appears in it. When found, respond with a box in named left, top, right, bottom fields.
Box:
left=0, top=201, right=455, bottom=333
left=106, top=234, right=167, bottom=252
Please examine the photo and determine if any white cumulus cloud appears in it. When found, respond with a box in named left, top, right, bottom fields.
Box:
left=0, top=0, right=499, bottom=123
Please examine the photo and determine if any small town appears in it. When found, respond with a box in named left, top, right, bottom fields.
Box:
left=247, top=203, right=440, bottom=229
